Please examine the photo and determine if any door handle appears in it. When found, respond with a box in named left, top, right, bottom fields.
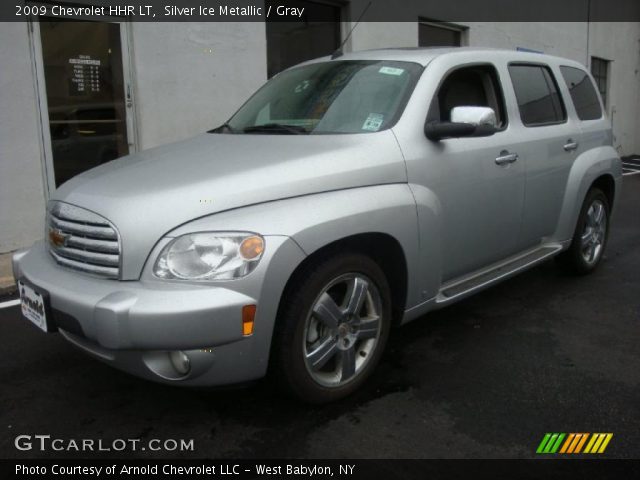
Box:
left=495, top=151, right=518, bottom=166
left=564, top=139, right=578, bottom=151
left=126, top=84, right=133, bottom=108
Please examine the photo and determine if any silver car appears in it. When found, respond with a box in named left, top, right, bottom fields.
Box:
left=13, top=48, right=622, bottom=403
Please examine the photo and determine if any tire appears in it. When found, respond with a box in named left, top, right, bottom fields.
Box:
left=272, top=252, right=392, bottom=404
left=556, top=187, right=610, bottom=275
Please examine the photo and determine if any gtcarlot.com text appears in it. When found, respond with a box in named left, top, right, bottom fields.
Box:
left=14, top=435, right=194, bottom=453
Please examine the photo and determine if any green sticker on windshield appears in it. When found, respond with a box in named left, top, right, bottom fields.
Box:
left=362, top=113, right=384, bottom=131
left=379, top=66, right=405, bottom=76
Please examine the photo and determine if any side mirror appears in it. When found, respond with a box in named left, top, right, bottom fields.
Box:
left=425, top=106, right=498, bottom=141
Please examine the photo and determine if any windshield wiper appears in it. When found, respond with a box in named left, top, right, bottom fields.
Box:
left=243, top=123, right=309, bottom=135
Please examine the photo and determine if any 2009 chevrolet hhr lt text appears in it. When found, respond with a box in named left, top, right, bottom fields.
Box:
left=14, top=48, right=622, bottom=403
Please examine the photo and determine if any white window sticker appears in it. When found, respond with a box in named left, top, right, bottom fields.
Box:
left=362, top=113, right=384, bottom=131
left=379, top=66, right=405, bottom=76
left=294, top=80, right=310, bottom=93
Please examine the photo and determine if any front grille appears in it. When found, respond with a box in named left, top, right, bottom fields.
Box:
left=47, top=202, right=121, bottom=279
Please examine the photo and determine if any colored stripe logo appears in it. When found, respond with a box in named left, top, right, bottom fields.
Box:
left=536, top=433, right=613, bottom=454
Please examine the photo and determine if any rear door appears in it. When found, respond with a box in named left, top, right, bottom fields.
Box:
left=505, top=63, right=578, bottom=250
left=558, top=65, right=610, bottom=164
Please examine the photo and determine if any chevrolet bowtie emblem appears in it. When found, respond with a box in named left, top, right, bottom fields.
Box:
left=48, top=228, right=68, bottom=248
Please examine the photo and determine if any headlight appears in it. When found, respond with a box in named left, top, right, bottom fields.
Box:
left=154, top=232, right=264, bottom=280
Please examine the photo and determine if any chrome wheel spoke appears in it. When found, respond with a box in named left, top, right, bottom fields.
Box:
left=594, top=203, right=604, bottom=225
left=345, top=277, right=368, bottom=316
left=306, top=337, right=338, bottom=369
left=580, top=199, right=607, bottom=266
left=312, top=293, right=343, bottom=328
left=586, top=205, right=597, bottom=227
left=339, top=346, right=356, bottom=381
left=357, top=316, right=380, bottom=340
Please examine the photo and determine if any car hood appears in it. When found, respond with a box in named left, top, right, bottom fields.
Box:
left=52, top=131, right=406, bottom=279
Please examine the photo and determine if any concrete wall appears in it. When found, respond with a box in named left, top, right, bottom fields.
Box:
left=464, top=22, right=588, bottom=62
left=348, top=22, right=589, bottom=64
left=130, top=22, right=267, bottom=150
left=0, top=23, right=47, bottom=253
left=350, top=22, right=417, bottom=51
left=588, top=22, right=640, bottom=156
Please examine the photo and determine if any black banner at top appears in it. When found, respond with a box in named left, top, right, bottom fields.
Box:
left=3, top=0, right=640, bottom=22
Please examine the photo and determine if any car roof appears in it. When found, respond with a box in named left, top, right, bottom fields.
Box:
left=296, top=47, right=587, bottom=70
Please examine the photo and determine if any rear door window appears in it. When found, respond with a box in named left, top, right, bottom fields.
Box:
left=508, top=64, right=566, bottom=126
left=560, top=66, right=603, bottom=120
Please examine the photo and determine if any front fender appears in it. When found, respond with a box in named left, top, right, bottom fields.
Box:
left=554, top=146, right=622, bottom=243
left=167, top=184, right=426, bottom=310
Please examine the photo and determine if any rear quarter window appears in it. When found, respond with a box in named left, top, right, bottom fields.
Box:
left=560, top=66, right=603, bottom=120
left=508, top=64, right=566, bottom=127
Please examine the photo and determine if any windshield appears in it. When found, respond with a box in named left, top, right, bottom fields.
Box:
left=222, top=60, right=423, bottom=135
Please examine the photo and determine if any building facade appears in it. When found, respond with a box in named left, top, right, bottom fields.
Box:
left=1, top=10, right=639, bottom=253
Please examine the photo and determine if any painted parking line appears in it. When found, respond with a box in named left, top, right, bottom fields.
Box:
left=0, top=299, right=21, bottom=309
left=622, top=159, right=640, bottom=176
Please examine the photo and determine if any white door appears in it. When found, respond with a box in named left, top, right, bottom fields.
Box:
left=31, top=17, right=137, bottom=193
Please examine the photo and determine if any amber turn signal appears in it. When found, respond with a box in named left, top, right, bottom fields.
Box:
left=242, top=305, right=256, bottom=336
left=239, top=235, right=264, bottom=260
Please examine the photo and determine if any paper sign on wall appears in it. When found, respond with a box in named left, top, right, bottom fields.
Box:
left=69, top=55, right=101, bottom=95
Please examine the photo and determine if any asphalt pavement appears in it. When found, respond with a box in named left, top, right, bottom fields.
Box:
left=1, top=175, right=639, bottom=460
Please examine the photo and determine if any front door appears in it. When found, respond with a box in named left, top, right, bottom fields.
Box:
left=426, top=63, right=526, bottom=281
left=33, top=19, right=135, bottom=189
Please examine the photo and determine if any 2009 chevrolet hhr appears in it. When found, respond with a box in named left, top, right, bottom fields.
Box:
left=14, top=48, right=622, bottom=402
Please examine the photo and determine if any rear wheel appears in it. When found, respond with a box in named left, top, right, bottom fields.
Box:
left=272, top=252, right=391, bottom=403
left=557, top=188, right=610, bottom=274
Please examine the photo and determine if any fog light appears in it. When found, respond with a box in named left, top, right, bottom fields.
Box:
left=169, top=351, right=191, bottom=375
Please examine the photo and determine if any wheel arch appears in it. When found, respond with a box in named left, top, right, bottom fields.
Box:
left=590, top=173, right=616, bottom=210
left=276, top=232, right=409, bottom=328
left=553, top=146, right=622, bottom=244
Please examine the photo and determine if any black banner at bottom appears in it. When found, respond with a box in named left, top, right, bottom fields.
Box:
left=4, top=459, right=640, bottom=480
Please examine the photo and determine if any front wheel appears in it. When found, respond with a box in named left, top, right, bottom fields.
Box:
left=557, top=187, right=610, bottom=275
left=272, top=253, right=392, bottom=403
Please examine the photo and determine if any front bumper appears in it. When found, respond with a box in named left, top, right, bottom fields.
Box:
left=12, top=239, right=303, bottom=386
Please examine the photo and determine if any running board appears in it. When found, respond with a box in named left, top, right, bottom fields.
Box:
left=436, top=244, right=563, bottom=306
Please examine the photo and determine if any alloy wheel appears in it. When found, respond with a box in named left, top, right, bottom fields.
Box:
left=580, top=199, right=607, bottom=265
left=302, top=273, right=383, bottom=387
